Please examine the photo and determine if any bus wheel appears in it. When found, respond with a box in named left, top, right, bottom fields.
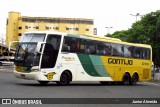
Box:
left=38, top=81, right=49, bottom=85
left=122, top=73, right=130, bottom=85
left=130, top=73, right=138, bottom=85
left=56, top=72, right=71, bottom=85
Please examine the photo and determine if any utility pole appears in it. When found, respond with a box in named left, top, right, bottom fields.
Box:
left=130, top=13, right=142, bottom=22
left=105, top=26, right=113, bottom=34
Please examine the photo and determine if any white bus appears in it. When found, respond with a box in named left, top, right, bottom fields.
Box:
left=13, top=31, right=152, bottom=85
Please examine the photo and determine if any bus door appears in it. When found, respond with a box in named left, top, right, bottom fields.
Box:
left=41, top=34, right=61, bottom=69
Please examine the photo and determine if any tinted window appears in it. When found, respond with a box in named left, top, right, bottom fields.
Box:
left=142, top=48, right=150, bottom=59
left=134, top=47, right=150, bottom=59
left=46, top=35, right=61, bottom=50
left=79, top=39, right=87, bottom=53
left=62, top=36, right=151, bottom=60
left=62, top=37, right=79, bottom=53
left=103, top=43, right=111, bottom=55
left=134, top=47, right=143, bottom=58
left=111, top=44, right=123, bottom=57
left=97, top=42, right=111, bottom=55
left=79, top=39, right=96, bottom=54
left=124, top=45, right=135, bottom=58
left=41, top=35, right=61, bottom=68
left=85, top=40, right=96, bottom=54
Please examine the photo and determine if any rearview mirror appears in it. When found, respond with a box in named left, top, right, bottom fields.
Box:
left=8, top=41, right=19, bottom=52
left=36, top=42, right=45, bottom=53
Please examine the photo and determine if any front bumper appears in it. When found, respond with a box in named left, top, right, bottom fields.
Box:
left=13, top=70, right=40, bottom=80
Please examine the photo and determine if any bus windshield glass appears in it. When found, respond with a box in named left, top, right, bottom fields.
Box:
left=14, top=43, right=40, bottom=67
left=20, top=33, right=46, bottom=42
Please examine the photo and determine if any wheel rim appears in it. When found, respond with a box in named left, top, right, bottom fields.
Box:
left=123, top=74, right=130, bottom=85
left=60, top=74, right=68, bottom=84
left=131, top=74, right=138, bottom=85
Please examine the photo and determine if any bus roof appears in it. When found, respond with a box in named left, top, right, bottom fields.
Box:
left=83, top=34, right=122, bottom=42
left=24, top=31, right=64, bottom=35
left=23, top=31, right=151, bottom=49
left=66, top=33, right=151, bottom=49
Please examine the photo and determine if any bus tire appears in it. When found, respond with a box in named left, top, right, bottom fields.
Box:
left=56, top=71, right=71, bottom=85
left=122, top=73, right=130, bottom=85
left=130, top=73, right=138, bottom=85
left=38, top=81, right=49, bottom=85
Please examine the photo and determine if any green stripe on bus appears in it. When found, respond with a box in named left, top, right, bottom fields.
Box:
left=77, top=54, right=101, bottom=76
left=89, top=55, right=110, bottom=77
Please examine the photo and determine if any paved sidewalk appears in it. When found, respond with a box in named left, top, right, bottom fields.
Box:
left=148, top=79, right=160, bottom=85
left=1, top=65, right=160, bottom=85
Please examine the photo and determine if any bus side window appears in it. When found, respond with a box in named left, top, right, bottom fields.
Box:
left=97, top=42, right=104, bottom=55
left=46, top=35, right=61, bottom=50
left=62, top=44, right=67, bottom=51
left=62, top=44, right=70, bottom=51
left=104, top=42, right=111, bottom=56
left=79, top=39, right=86, bottom=53
left=62, top=37, right=72, bottom=52
left=111, top=43, right=123, bottom=57
left=124, top=45, right=134, bottom=58
left=84, top=40, right=90, bottom=54
left=80, top=44, right=85, bottom=53
left=62, top=38, right=67, bottom=51
left=87, top=40, right=96, bottom=54
left=134, top=47, right=143, bottom=59
left=97, top=42, right=111, bottom=56
left=71, top=38, right=79, bottom=52
left=146, top=49, right=150, bottom=59
left=142, top=48, right=150, bottom=60
left=96, top=49, right=100, bottom=54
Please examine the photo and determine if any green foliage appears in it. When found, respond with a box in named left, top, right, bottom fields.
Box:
left=105, top=10, right=160, bottom=66
left=105, top=30, right=129, bottom=41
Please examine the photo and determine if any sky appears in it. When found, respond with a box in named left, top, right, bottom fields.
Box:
left=0, top=0, right=160, bottom=37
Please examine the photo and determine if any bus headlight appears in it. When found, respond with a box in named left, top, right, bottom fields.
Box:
left=30, top=69, right=39, bottom=72
left=30, top=66, right=39, bottom=72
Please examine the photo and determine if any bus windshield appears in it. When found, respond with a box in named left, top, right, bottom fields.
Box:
left=14, top=43, right=40, bottom=67
left=20, top=33, right=46, bottom=42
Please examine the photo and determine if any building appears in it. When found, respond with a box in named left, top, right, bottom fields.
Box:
left=6, top=12, right=94, bottom=45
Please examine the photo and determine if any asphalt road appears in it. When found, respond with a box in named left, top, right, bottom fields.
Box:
left=0, top=65, right=160, bottom=107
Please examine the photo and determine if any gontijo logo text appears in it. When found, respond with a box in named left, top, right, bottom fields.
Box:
left=108, top=58, right=133, bottom=65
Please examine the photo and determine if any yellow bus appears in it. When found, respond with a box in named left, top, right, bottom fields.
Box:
left=12, top=31, right=152, bottom=85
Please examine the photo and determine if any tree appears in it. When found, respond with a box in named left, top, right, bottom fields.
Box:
left=105, top=30, right=129, bottom=41
left=154, top=13, right=160, bottom=66
left=105, top=10, right=160, bottom=66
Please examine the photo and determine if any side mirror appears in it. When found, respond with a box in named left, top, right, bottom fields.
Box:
left=36, top=42, right=45, bottom=53
left=8, top=41, right=19, bottom=52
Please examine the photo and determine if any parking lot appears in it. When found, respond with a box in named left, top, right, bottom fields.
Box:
left=0, top=65, right=160, bottom=106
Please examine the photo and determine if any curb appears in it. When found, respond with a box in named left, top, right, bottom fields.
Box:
left=148, top=79, right=160, bottom=85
